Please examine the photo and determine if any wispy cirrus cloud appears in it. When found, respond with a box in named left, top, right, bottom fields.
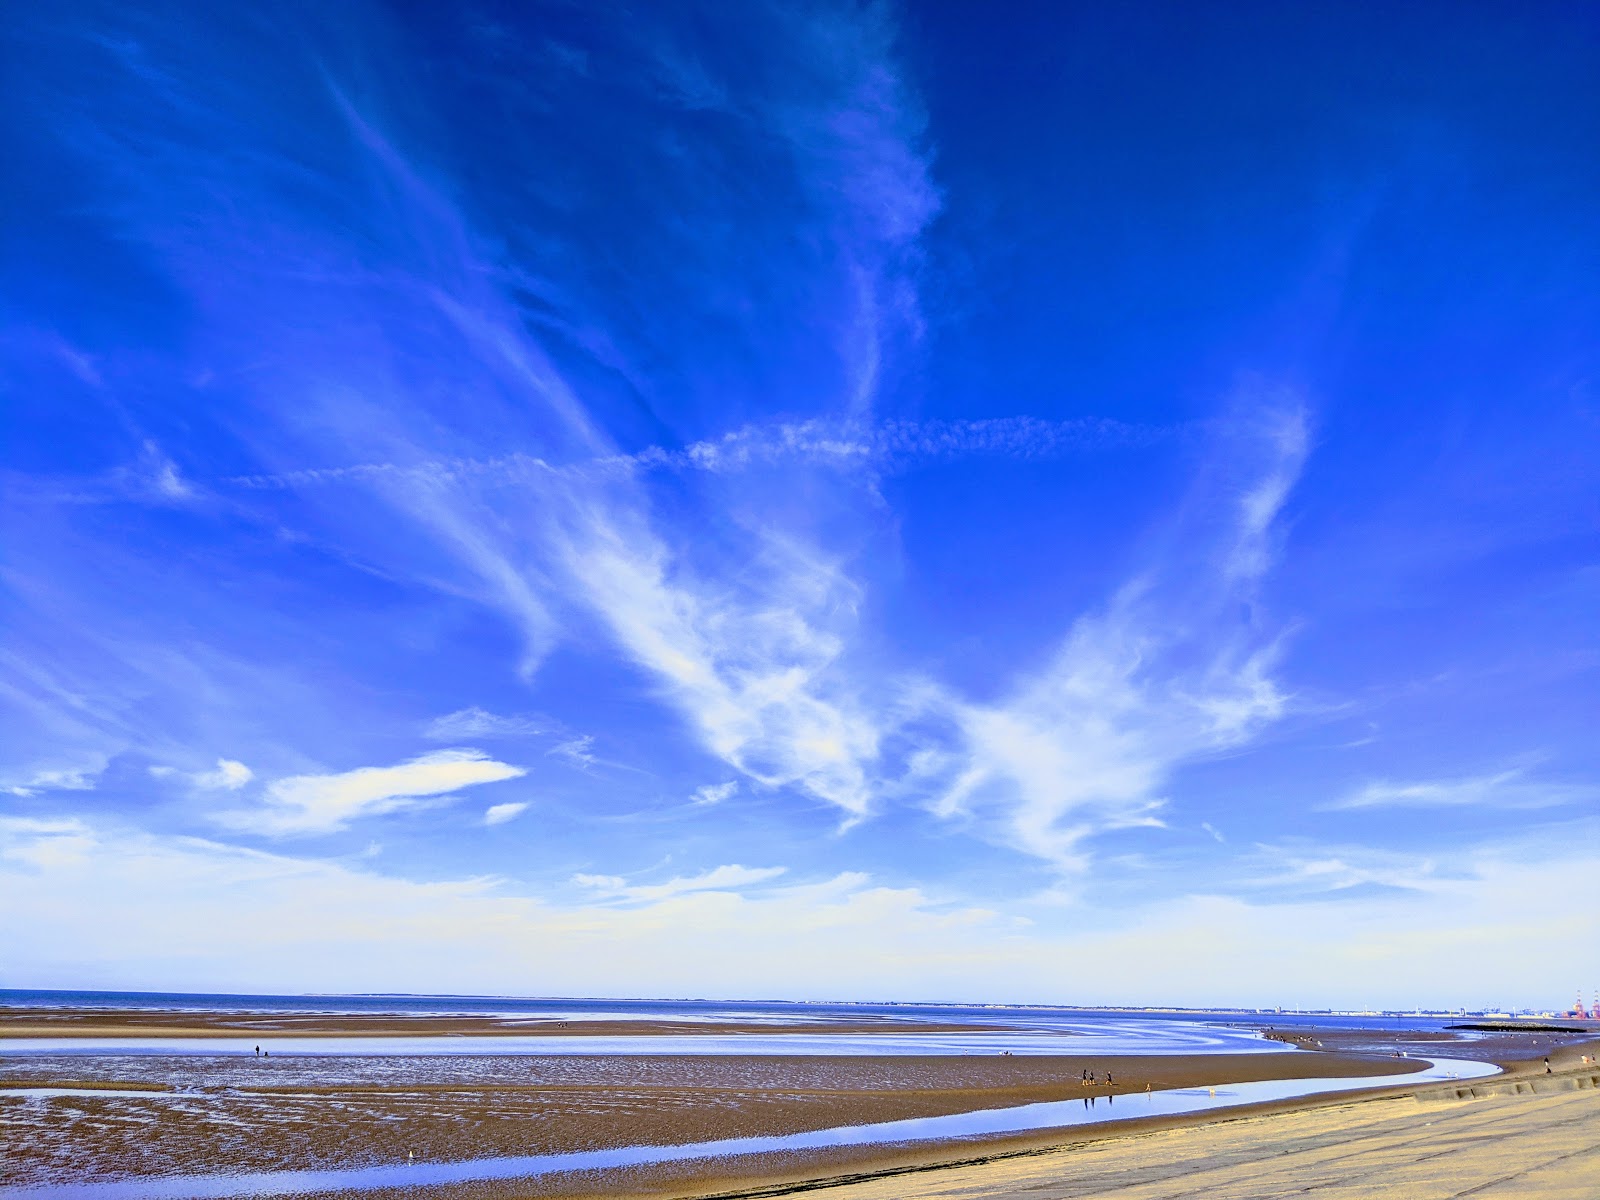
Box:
left=1, top=765, right=103, bottom=799
left=218, top=750, right=525, bottom=837
left=424, top=708, right=551, bottom=741
left=556, top=508, right=880, bottom=818
left=4, top=439, right=201, bottom=510
left=225, top=414, right=1173, bottom=493
left=1327, top=767, right=1596, bottom=810
left=915, top=402, right=1309, bottom=866
left=215, top=407, right=1286, bottom=850
left=691, top=781, right=738, bottom=807
left=640, top=415, right=1175, bottom=474
left=10, top=3, right=1305, bottom=882
left=198, top=15, right=920, bottom=817
left=575, top=863, right=788, bottom=903
left=1239, top=840, right=1448, bottom=896
left=8, top=5, right=932, bottom=837
left=546, top=736, right=598, bottom=769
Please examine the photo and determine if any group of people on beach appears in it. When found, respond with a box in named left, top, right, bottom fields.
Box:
left=1080, top=1068, right=1113, bottom=1086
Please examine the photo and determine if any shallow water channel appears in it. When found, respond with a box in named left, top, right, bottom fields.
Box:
left=2, top=1055, right=1498, bottom=1199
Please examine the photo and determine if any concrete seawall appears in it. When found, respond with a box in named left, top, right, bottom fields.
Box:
left=1416, top=1066, right=1599, bottom=1102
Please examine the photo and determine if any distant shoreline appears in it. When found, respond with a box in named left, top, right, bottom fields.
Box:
left=3, top=987, right=1585, bottom=1022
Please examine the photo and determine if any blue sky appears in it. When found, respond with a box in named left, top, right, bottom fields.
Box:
left=2, top=1, right=1596, bottom=1009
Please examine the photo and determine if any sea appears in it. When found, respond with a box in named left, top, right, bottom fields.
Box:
left=0, top=987, right=1474, bottom=1039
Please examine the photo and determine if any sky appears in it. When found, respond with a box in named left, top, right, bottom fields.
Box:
left=2, top=1, right=1596, bottom=1011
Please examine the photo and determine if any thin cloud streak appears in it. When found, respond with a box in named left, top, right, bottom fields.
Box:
left=1328, top=768, right=1597, bottom=811
left=575, top=863, right=789, bottom=903
left=1, top=765, right=102, bottom=799
left=224, top=415, right=1176, bottom=492
left=424, top=708, right=552, bottom=741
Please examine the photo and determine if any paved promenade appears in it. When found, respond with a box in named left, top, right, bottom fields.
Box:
left=797, top=1076, right=1600, bottom=1200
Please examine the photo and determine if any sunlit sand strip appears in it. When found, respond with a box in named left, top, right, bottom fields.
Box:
left=779, top=1069, right=1600, bottom=1199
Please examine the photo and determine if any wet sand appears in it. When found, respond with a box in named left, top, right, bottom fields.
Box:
left=0, top=1007, right=1011, bottom=1039
left=0, top=1048, right=1426, bottom=1189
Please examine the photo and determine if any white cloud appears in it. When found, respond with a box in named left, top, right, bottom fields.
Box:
left=79, top=24, right=1295, bottom=883
left=3, top=815, right=1595, bottom=1008
left=0, top=816, right=97, bottom=868
left=483, top=801, right=528, bottom=826
left=691, top=781, right=738, bottom=807
left=190, top=26, right=912, bottom=828
left=1328, top=768, right=1595, bottom=811
left=918, top=401, right=1307, bottom=866
left=217, top=749, right=526, bottom=836
left=1, top=765, right=101, bottom=798
left=43, top=331, right=105, bottom=388
left=152, top=757, right=254, bottom=791
left=559, top=509, right=880, bottom=818
left=572, top=872, right=626, bottom=890
left=126, top=440, right=196, bottom=504
left=546, top=735, right=597, bottom=769
left=629, top=415, right=1169, bottom=476
left=424, top=708, right=550, bottom=740
left=1223, top=405, right=1309, bottom=582
left=576, top=863, right=788, bottom=903
left=197, top=759, right=254, bottom=790
left=154, top=461, right=191, bottom=500
left=234, top=415, right=1170, bottom=492
left=1240, top=841, right=1446, bottom=895
left=236, top=396, right=1298, bottom=862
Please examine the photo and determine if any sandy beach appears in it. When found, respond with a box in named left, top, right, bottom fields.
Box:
left=4, top=1005, right=1596, bottom=1197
